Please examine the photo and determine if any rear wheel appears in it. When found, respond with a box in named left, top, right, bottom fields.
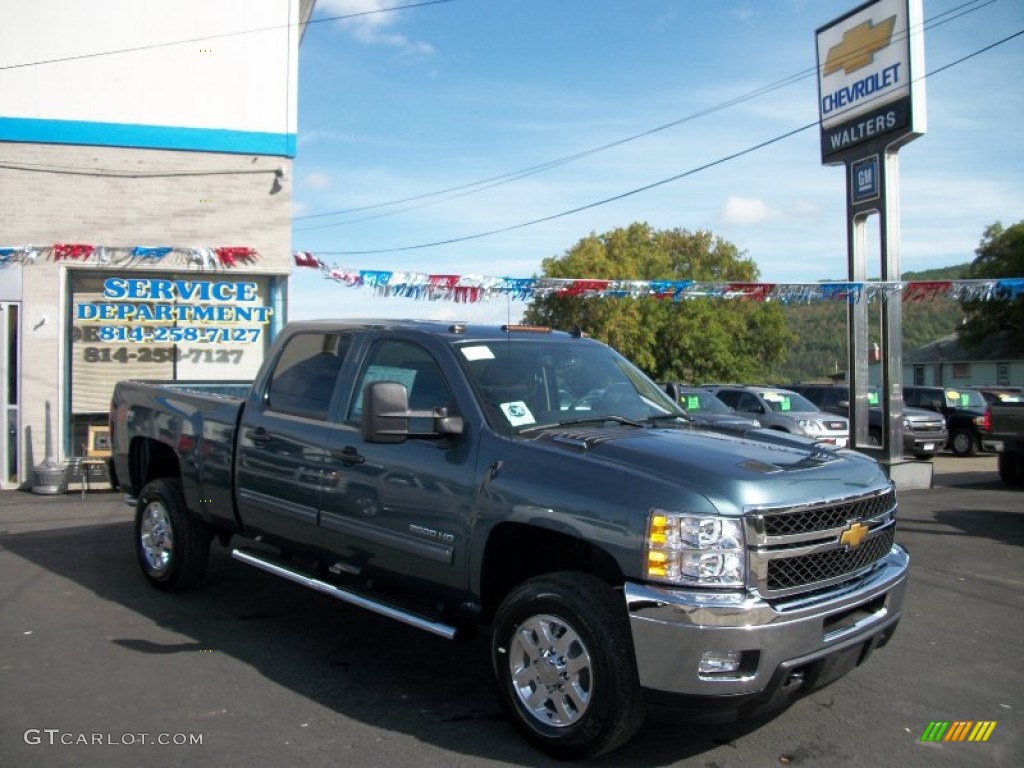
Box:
left=135, top=478, right=211, bottom=590
left=950, top=430, right=976, bottom=456
left=491, top=572, right=645, bottom=759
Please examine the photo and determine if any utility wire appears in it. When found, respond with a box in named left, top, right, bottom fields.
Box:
left=294, top=0, right=995, bottom=227
left=309, top=28, right=1024, bottom=256
left=0, top=0, right=457, bottom=71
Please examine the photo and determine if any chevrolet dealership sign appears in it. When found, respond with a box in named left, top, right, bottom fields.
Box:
left=817, top=0, right=925, bottom=163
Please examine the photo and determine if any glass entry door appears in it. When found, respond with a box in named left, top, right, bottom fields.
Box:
left=0, top=302, right=20, bottom=488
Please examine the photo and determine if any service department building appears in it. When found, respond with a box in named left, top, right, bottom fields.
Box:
left=0, top=0, right=316, bottom=489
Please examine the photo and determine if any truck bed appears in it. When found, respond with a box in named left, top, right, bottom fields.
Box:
left=110, top=379, right=250, bottom=529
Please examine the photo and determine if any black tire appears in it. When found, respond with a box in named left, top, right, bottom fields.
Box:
left=491, top=572, right=645, bottom=759
left=950, top=429, right=977, bottom=456
left=912, top=453, right=935, bottom=461
left=998, top=452, right=1024, bottom=486
left=135, top=478, right=211, bottom=591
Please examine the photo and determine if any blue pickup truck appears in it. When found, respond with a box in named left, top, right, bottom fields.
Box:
left=110, top=320, right=909, bottom=759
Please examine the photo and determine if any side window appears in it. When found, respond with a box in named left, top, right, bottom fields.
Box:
left=349, top=340, right=455, bottom=433
left=266, top=332, right=351, bottom=420
left=737, top=393, right=761, bottom=413
left=716, top=390, right=739, bottom=408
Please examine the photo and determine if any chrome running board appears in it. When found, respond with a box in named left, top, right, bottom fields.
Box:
left=231, top=547, right=461, bottom=641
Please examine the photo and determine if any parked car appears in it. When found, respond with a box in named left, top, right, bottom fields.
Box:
left=791, top=384, right=948, bottom=460
left=965, top=386, right=1024, bottom=406
left=662, top=382, right=762, bottom=434
left=902, top=385, right=988, bottom=456
left=982, top=400, right=1024, bottom=485
left=703, top=385, right=849, bottom=447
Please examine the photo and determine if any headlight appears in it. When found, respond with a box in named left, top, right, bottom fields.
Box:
left=796, top=419, right=822, bottom=433
left=645, top=510, right=745, bottom=587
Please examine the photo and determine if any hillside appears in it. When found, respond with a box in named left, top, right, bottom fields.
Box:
left=775, top=265, right=969, bottom=383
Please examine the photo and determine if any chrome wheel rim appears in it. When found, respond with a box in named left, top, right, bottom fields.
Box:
left=139, top=502, right=173, bottom=573
left=508, top=613, right=593, bottom=728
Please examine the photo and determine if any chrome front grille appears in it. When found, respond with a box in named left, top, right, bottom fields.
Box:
left=747, top=487, right=898, bottom=598
left=766, top=528, right=895, bottom=591
left=760, top=488, right=895, bottom=537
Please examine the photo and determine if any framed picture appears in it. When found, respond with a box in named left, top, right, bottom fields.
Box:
left=87, top=425, right=111, bottom=457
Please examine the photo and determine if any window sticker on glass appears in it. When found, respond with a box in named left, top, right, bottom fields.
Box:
left=868, top=392, right=880, bottom=406
left=687, top=395, right=700, bottom=411
left=500, top=401, right=535, bottom=427
left=461, top=345, right=495, bottom=361
left=763, top=392, right=791, bottom=411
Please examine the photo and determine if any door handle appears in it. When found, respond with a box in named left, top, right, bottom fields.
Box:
left=245, top=427, right=273, bottom=444
left=334, top=446, right=365, bottom=465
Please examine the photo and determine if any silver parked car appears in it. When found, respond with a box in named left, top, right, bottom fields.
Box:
left=704, top=385, right=849, bottom=448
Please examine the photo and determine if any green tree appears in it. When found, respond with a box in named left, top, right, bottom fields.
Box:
left=523, top=223, right=791, bottom=382
left=958, top=220, right=1024, bottom=355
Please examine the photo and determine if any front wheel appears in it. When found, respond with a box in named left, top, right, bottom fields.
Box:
left=135, top=478, right=211, bottom=591
left=950, top=429, right=977, bottom=456
left=491, top=572, right=645, bottom=759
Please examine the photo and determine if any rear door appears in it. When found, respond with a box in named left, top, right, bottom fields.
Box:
left=235, top=330, right=355, bottom=548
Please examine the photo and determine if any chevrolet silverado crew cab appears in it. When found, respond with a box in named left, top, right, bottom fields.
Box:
left=110, top=320, right=908, bottom=759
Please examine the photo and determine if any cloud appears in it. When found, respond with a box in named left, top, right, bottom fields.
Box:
left=315, top=0, right=435, bottom=55
left=720, top=196, right=775, bottom=226
left=303, top=171, right=333, bottom=190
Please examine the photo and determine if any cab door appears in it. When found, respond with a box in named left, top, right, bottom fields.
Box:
left=318, top=337, right=477, bottom=593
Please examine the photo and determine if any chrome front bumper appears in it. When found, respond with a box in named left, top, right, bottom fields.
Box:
left=624, top=545, right=909, bottom=700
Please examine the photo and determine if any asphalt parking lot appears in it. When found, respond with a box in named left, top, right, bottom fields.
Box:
left=0, top=453, right=1020, bottom=767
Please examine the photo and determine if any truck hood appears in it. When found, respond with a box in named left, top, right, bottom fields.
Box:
left=532, top=423, right=886, bottom=513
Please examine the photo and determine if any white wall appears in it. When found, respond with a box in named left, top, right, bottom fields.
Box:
left=0, top=0, right=301, bottom=156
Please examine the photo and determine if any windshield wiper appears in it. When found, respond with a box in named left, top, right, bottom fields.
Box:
left=554, top=415, right=647, bottom=428
left=647, top=413, right=689, bottom=425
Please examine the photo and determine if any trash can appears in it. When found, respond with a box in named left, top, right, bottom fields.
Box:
left=31, top=458, right=67, bottom=495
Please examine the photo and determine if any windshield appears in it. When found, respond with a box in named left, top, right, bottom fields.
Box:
left=680, top=390, right=731, bottom=414
left=456, top=338, right=682, bottom=432
left=760, top=390, right=819, bottom=413
left=943, top=389, right=987, bottom=409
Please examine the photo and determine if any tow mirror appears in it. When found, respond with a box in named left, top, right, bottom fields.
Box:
left=361, top=381, right=464, bottom=444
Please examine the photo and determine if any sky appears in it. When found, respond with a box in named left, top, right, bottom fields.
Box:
left=288, top=0, right=1024, bottom=323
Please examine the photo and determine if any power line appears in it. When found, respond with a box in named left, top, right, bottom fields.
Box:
left=0, top=0, right=457, bottom=72
left=293, top=0, right=995, bottom=228
left=308, top=28, right=1024, bottom=256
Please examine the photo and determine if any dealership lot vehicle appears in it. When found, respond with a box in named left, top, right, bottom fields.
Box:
left=791, top=384, right=948, bottom=459
left=703, top=385, right=850, bottom=447
left=108, top=320, right=906, bottom=758
left=903, top=385, right=988, bottom=456
left=661, top=382, right=762, bottom=435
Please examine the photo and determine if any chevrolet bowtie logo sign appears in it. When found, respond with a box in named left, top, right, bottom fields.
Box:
left=840, top=522, right=869, bottom=549
left=824, top=15, right=897, bottom=76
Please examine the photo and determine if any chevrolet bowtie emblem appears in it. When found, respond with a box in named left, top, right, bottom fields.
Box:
left=840, top=522, right=870, bottom=549
left=824, top=15, right=897, bottom=76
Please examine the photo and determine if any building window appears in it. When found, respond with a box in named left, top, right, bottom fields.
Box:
left=913, top=366, right=925, bottom=385
left=951, top=363, right=970, bottom=379
left=997, top=363, right=1009, bottom=386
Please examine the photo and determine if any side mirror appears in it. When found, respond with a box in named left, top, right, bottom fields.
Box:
left=361, top=381, right=464, bottom=444
left=361, top=381, right=410, bottom=443
left=664, top=382, right=682, bottom=402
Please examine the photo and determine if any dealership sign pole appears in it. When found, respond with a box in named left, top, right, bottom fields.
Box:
left=817, top=0, right=926, bottom=465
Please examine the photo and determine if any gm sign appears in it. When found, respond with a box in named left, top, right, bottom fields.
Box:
left=851, top=155, right=880, bottom=204
left=817, top=0, right=926, bottom=164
